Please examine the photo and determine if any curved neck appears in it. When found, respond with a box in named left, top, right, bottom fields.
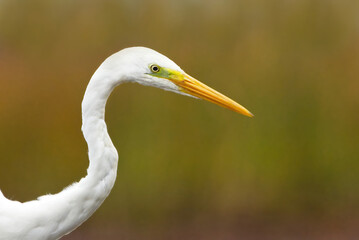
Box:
left=82, top=71, right=118, bottom=178
left=48, top=70, right=121, bottom=238
left=0, top=67, right=122, bottom=240
left=49, top=70, right=121, bottom=238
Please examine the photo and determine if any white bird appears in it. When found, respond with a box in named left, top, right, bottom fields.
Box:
left=0, top=47, right=252, bottom=240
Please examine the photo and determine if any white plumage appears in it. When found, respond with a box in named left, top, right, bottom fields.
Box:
left=0, top=47, right=252, bottom=240
left=0, top=47, right=186, bottom=240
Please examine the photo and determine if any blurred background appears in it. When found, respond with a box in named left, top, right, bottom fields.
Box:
left=0, top=0, right=358, bottom=239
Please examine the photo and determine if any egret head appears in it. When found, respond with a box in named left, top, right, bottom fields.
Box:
left=105, top=47, right=253, bottom=117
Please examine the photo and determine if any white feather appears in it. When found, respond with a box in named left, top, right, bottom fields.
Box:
left=0, top=47, right=191, bottom=240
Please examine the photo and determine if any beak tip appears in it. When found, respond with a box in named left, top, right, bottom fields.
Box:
left=235, top=107, right=254, bottom=118
left=243, top=111, right=254, bottom=118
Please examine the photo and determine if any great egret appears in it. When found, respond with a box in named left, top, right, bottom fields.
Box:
left=0, top=47, right=252, bottom=240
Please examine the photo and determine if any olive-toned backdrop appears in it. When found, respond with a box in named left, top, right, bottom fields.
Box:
left=0, top=0, right=358, bottom=239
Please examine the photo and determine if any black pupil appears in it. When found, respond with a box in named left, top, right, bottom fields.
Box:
left=152, top=66, right=158, bottom=72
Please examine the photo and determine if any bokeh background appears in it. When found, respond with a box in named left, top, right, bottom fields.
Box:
left=0, top=0, right=358, bottom=239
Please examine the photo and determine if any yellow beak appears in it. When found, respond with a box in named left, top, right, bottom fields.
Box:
left=174, top=73, right=253, bottom=117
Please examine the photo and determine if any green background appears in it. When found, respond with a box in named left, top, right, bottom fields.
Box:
left=0, top=0, right=358, bottom=239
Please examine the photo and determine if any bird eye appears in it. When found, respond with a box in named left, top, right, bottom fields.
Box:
left=150, top=64, right=160, bottom=73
